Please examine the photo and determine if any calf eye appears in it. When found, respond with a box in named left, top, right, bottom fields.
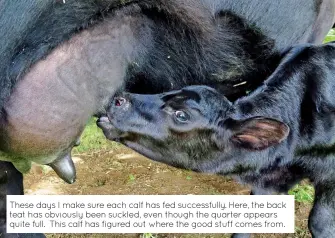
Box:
left=114, top=97, right=126, bottom=107
left=174, top=110, right=190, bottom=123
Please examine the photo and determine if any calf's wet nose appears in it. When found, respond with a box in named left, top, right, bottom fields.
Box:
left=97, top=116, right=110, bottom=124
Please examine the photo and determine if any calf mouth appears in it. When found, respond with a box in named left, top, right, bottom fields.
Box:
left=97, top=116, right=162, bottom=160
left=96, top=116, right=137, bottom=143
left=96, top=116, right=123, bottom=142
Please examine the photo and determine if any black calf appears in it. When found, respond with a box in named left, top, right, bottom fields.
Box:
left=98, top=42, right=335, bottom=237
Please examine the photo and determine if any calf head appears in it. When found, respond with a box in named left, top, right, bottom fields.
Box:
left=98, top=86, right=289, bottom=174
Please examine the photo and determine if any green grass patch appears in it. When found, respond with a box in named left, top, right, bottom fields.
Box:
left=141, top=234, right=157, bottom=238
left=324, top=29, right=335, bottom=43
left=72, top=118, right=118, bottom=154
left=186, top=175, right=192, bottom=180
left=288, top=184, right=314, bottom=204
left=295, top=226, right=310, bottom=237
left=129, top=174, right=136, bottom=182
left=94, top=178, right=107, bottom=187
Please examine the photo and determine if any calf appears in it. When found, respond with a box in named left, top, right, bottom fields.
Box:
left=98, top=42, right=335, bottom=237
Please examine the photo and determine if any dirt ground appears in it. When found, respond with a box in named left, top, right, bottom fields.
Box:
left=23, top=145, right=312, bottom=238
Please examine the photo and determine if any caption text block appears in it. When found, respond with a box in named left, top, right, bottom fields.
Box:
left=7, top=195, right=294, bottom=234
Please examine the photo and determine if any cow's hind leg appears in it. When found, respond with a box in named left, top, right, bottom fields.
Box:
left=231, top=187, right=275, bottom=238
left=0, top=161, right=45, bottom=238
left=0, top=161, right=23, bottom=236
left=309, top=181, right=335, bottom=238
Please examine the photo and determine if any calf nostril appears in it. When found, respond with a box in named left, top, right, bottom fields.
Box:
left=114, top=97, right=126, bottom=107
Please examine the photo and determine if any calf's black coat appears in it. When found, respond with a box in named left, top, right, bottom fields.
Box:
left=99, top=43, right=335, bottom=237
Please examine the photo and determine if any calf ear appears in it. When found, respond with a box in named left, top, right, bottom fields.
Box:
left=227, top=117, right=290, bottom=150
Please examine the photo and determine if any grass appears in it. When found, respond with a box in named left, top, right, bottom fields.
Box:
left=129, top=174, right=136, bottom=182
left=72, top=118, right=117, bottom=154
left=94, top=178, right=107, bottom=187
left=186, top=175, right=192, bottom=180
left=324, top=29, right=335, bottom=43
left=288, top=183, right=314, bottom=204
left=141, top=234, right=157, bottom=238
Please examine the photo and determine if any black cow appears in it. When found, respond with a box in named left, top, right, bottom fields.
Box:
left=99, top=43, right=335, bottom=238
left=0, top=0, right=334, bottom=237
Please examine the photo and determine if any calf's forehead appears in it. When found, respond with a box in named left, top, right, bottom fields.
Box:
left=158, top=86, right=231, bottom=116
left=192, top=88, right=231, bottom=114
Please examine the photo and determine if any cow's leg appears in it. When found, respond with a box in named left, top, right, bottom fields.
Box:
left=231, top=187, right=275, bottom=238
left=0, top=161, right=45, bottom=238
left=308, top=182, right=335, bottom=238
left=0, top=161, right=23, bottom=236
